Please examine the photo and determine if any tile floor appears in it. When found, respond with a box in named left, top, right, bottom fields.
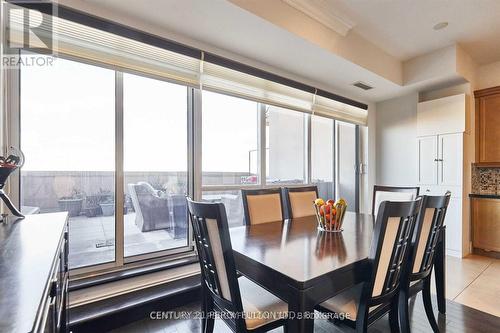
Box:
left=445, top=254, right=500, bottom=317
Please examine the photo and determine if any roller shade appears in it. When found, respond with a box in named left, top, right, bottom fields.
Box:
left=201, top=61, right=314, bottom=113
left=7, top=7, right=201, bottom=87
left=313, top=95, right=368, bottom=125
left=7, top=4, right=368, bottom=125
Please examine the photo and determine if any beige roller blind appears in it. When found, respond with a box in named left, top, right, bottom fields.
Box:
left=201, top=61, right=315, bottom=114
left=7, top=6, right=367, bottom=125
left=313, top=95, right=368, bottom=125
left=7, top=8, right=201, bottom=87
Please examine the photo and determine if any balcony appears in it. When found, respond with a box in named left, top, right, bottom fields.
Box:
left=21, top=170, right=333, bottom=269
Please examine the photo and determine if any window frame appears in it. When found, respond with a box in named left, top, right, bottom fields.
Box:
left=9, top=52, right=360, bottom=278
left=11, top=52, right=196, bottom=277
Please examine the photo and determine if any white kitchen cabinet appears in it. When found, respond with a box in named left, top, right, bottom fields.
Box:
left=439, top=133, right=463, bottom=187
left=417, top=94, right=466, bottom=136
left=417, top=133, right=462, bottom=188
left=417, top=94, right=467, bottom=257
left=417, top=133, right=463, bottom=257
left=417, top=136, right=438, bottom=185
left=445, top=197, right=463, bottom=257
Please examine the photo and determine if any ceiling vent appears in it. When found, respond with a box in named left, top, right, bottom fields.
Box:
left=352, top=81, right=373, bottom=91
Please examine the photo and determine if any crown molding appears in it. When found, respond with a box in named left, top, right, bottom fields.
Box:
left=282, top=0, right=355, bottom=36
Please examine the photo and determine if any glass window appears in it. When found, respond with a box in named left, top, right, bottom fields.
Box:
left=20, top=56, right=116, bottom=269
left=202, top=91, right=259, bottom=186
left=266, top=106, right=306, bottom=184
left=311, top=116, right=334, bottom=199
left=123, top=73, right=188, bottom=258
left=201, top=190, right=244, bottom=227
left=336, top=121, right=357, bottom=211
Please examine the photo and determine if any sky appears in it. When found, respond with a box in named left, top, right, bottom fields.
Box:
left=21, top=57, right=258, bottom=172
left=20, top=56, right=345, bottom=182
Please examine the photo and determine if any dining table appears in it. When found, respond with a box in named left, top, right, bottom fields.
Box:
left=229, top=212, right=446, bottom=333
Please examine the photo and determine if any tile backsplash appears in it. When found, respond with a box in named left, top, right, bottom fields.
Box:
left=472, top=166, right=500, bottom=194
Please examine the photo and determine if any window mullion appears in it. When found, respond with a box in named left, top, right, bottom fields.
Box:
left=258, top=103, right=267, bottom=186
left=114, top=71, right=125, bottom=267
left=306, top=114, right=312, bottom=184
left=193, top=88, right=203, bottom=200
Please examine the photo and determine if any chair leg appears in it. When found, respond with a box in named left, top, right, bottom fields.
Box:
left=202, top=290, right=215, bottom=333
left=389, top=299, right=400, bottom=333
left=422, top=277, right=440, bottom=333
left=355, top=312, right=368, bottom=333
left=398, top=289, right=411, bottom=333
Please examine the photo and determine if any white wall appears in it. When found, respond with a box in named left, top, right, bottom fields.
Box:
left=375, top=93, right=418, bottom=186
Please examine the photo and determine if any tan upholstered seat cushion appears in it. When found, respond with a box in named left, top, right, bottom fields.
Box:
left=319, top=283, right=379, bottom=321
left=239, top=277, right=288, bottom=330
left=320, top=283, right=363, bottom=320
left=289, top=191, right=317, bottom=218
left=246, top=193, right=283, bottom=225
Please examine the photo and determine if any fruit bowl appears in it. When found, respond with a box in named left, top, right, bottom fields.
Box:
left=313, top=198, right=347, bottom=232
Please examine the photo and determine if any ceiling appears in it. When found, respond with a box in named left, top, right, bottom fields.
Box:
left=328, top=0, right=500, bottom=64
left=77, top=0, right=404, bottom=101
left=71, top=0, right=499, bottom=102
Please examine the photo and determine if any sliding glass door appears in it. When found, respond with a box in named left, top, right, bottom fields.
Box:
left=336, top=121, right=358, bottom=211
left=18, top=55, right=360, bottom=273
left=20, top=56, right=116, bottom=269
left=20, top=56, right=193, bottom=270
left=311, top=116, right=335, bottom=199
left=123, top=73, right=189, bottom=259
left=201, top=91, right=259, bottom=226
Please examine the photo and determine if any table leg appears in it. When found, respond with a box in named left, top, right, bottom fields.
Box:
left=434, top=226, right=446, bottom=314
left=287, top=289, right=315, bottom=333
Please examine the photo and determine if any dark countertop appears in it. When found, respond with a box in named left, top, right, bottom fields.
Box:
left=469, top=193, right=500, bottom=199
left=0, top=212, right=68, bottom=333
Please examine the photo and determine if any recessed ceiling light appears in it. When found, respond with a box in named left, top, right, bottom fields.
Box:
left=433, top=22, right=448, bottom=30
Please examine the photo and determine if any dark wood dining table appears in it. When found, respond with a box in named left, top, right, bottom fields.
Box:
left=229, top=212, right=446, bottom=333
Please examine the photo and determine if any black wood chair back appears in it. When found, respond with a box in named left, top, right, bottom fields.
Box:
left=241, top=188, right=285, bottom=225
left=360, top=198, right=422, bottom=321
left=409, top=192, right=451, bottom=281
left=282, top=185, right=319, bottom=219
left=186, top=198, right=246, bottom=332
left=372, top=185, right=420, bottom=216
left=397, top=192, right=451, bottom=333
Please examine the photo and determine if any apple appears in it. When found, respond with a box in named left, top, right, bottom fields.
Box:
left=326, top=199, right=335, bottom=206
left=320, top=204, right=331, bottom=215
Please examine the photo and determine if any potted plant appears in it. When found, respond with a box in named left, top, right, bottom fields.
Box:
left=83, top=194, right=102, bottom=218
left=98, top=190, right=115, bottom=216
left=58, top=188, right=83, bottom=217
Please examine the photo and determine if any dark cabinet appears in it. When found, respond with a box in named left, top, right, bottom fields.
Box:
left=43, top=229, right=68, bottom=333
left=0, top=213, right=69, bottom=333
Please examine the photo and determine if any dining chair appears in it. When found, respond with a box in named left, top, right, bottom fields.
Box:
left=187, top=198, right=289, bottom=333
left=316, top=198, right=423, bottom=333
left=372, top=185, right=420, bottom=217
left=398, top=192, right=451, bottom=333
left=241, top=188, right=285, bottom=225
left=282, top=185, right=318, bottom=220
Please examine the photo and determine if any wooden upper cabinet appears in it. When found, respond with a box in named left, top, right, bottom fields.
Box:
left=475, top=86, right=500, bottom=163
